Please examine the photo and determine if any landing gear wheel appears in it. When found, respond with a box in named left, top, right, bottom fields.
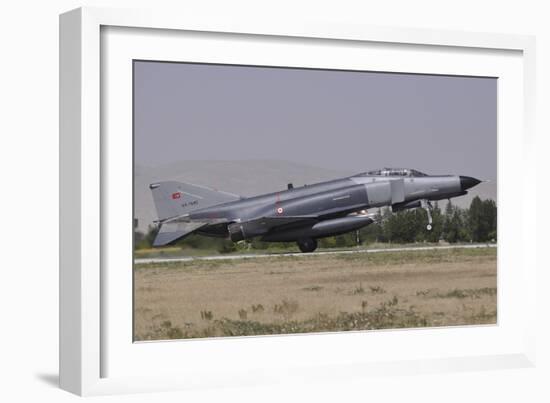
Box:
left=297, top=238, right=318, bottom=253
left=421, top=199, right=433, bottom=231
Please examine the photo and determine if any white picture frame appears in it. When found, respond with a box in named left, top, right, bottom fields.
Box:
left=59, top=6, right=537, bottom=396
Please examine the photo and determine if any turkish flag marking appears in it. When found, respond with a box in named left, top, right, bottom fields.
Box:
left=172, top=192, right=181, bottom=200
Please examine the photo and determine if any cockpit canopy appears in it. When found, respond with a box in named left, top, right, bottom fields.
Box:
left=357, top=168, right=428, bottom=177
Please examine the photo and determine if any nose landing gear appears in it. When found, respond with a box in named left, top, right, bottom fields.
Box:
left=421, top=199, right=433, bottom=231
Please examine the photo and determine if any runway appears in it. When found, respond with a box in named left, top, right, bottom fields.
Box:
left=134, top=243, right=497, bottom=265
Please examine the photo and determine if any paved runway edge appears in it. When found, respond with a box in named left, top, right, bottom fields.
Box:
left=134, top=243, right=497, bottom=265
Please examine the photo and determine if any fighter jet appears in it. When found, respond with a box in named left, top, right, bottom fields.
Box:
left=149, top=168, right=481, bottom=253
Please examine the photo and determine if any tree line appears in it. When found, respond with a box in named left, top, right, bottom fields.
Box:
left=135, top=196, right=497, bottom=252
left=346, top=196, right=497, bottom=246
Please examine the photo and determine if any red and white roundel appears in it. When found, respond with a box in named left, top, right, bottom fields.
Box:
left=276, top=207, right=284, bottom=214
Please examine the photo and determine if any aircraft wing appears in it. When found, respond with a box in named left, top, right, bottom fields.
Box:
left=228, top=215, right=318, bottom=240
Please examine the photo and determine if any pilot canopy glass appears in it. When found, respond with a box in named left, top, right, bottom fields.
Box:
left=359, top=168, right=428, bottom=177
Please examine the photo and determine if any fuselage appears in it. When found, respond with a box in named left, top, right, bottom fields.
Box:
left=188, top=173, right=465, bottom=222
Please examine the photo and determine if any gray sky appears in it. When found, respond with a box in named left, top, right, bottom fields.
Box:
left=134, top=61, right=496, bottom=180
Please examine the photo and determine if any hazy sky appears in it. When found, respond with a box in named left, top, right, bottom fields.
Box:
left=134, top=61, right=496, bottom=180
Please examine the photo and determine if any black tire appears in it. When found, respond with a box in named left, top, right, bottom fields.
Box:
left=297, top=238, right=318, bottom=253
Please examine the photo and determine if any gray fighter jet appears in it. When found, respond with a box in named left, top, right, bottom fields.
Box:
left=149, top=168, right=481, bottom=252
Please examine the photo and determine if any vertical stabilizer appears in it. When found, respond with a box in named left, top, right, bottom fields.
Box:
left=149, top=181, right=240, bottom=221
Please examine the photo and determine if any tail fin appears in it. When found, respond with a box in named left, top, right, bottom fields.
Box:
left=149, top=181, right=240, bottom=221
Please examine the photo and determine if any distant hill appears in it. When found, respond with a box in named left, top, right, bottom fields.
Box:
left=134, top=160, right=497, bottom=232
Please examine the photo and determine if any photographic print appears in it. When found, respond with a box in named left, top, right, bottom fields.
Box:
left=133, top=61, right=497, bottom=341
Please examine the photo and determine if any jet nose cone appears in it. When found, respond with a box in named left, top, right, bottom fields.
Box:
left=460, top=176, right=482, bottom=191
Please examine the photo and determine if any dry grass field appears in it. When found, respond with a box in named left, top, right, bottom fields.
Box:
left=134, top=247, right=497, bottom=341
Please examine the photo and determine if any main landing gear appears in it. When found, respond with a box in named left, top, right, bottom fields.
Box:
left=421, top=199, right=433, bottom=231
left=297, top=238, right=318, bottom=253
